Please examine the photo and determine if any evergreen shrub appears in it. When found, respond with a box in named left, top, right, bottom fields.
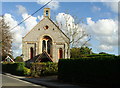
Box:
left=30, top=62, right=58, bottom=77
left=58, top=56, right=120, bottom=85
left=2, top=62, right=30, bottom=76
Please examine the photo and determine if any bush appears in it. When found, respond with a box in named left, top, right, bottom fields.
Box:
left=30, top=62, right=58, bottom=77
left=58, top=56, right=120, bottom=85
left=70, top=47, right=92, bottom=58
left=23, top=67, right=31, bottom=76
left=14, top=56, right=24, bottom=62
left=2, top=62, right=30, bottom=76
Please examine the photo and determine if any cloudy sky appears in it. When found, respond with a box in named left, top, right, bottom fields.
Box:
left=1, top=0, right=119, bottom=57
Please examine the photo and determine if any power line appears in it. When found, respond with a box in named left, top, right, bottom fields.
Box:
left=0, top=0, right=52, bottom=43
left=9, top=0, right=52, bottom=32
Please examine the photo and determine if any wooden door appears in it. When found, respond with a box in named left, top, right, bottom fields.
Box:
left=59, top=48, right=63, bottom=59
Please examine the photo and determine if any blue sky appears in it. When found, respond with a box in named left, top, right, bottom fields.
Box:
left=2, top=2, right=117, bottom=20
left=2, top=1, right=118, bottom=57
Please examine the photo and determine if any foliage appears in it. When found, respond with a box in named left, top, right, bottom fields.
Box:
left=0, top=16, right=13, bottom=59
left=70, top=47, right=92, bottom=58
left=30, top=62, right=58, bottom=77
left=15, top=56, right=24, bottom=62
left=70, top=47, right=116, bottom=58
left=79, top=47, right=92, bottom=54
left=86, top=53, right=115, bottom=57
left=99, top=52, right=108, bottom=54
left=23, top=67, right=31, bottom=76
left=58, top=56, right=120, bottom=85
left=2, top=62, right=30, bottom=76
left=70, top=48, right=81, bottom=58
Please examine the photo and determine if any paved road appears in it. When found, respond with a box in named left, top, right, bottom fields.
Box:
left=2, top=74, right=47, bottom=88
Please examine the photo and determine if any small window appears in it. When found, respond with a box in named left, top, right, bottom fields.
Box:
left=44, top=25, right=49, bottom=30
left=46, top=10, right=48, bottom=16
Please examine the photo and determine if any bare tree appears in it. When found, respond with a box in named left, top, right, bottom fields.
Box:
left=55, top=13, right=91, bottom=58
left=0, top=16, right=13, bottom=59
left=56, top=13, right=91, bottom=48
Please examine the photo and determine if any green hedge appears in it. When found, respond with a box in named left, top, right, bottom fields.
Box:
left=2, top=62, right=30, bottom=76
left=86, top=54, right=115, bottom=57
left=58, top=56, right=120, bottom=85
left=30, top=62, right=58, bottom=77
left=70, top=54, right=116, bottom=59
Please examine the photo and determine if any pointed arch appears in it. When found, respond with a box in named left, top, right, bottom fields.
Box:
left=42, top=35, right=52, bottom=57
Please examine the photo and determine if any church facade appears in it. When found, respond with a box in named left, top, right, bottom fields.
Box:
left=22, top=8, right=70, bottom=62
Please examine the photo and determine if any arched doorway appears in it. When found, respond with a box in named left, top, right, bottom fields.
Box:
left=42, top=36, right=52, bottom=57
left=59, top=48, right=63, bottom=59
left=30, top=47, right=33, bottom=59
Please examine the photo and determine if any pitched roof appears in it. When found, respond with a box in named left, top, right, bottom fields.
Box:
left=25, top=51, right=53, bottom=63
left=35, top=51, right=53, bottom=62
left=23, top=17, right=70, bottom=41
left=23, top=17, right=46, bottom=39
left=3, top=56, right=14, bottom=62
left=47, top=17, right=70, bottom=40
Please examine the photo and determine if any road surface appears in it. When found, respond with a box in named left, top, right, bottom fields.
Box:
left=2, top=74, right=47, bottom=88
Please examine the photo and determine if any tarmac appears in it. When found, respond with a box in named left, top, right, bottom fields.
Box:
left=2, top=73, right=87, bottom=88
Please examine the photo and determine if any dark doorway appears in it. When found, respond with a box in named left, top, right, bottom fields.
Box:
left=59, top=48, right=63, bottom=59
left=30, top=47, right=33, bottom=59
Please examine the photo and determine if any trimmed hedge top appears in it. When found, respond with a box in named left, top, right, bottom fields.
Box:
left=58, top=56, right=120, bottom=85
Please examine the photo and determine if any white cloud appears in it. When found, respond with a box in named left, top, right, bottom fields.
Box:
left=56, top=13, right=75, bottom=31
left=38, top=15, right=44, bottom=21
left=4, top=13, right=24, bottom=57
left=92, top=0, right=119, bottom=2
left=86, top=17, right=118, bottom=52
left=100, top=12, right=111, bottom=17
left=4, top=13, right=24, bottom=43
left=4, top=14, right=20, bottom=32
left=22, top=13, right=37, bottom=31
left=37, top=0, right=59, bottom=10
left=90, top=1, right=119, bottom=13
left=16, top=5, right=38, bottom=31
left=92, top=6, right=101, bottom=12
left=104, top=2, right=118, bottom=13
left=3, top=5, right=40, bottom=57
left=16, top=5, right=27, bottom=14
left=98, top=44, right=114, bottom=51
left=56, top=13, right=89, bottom=47
left=87, top=17, right=117, bottom=36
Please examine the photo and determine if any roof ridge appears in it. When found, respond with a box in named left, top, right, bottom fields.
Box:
left=35, top=51, right=53, bottom=62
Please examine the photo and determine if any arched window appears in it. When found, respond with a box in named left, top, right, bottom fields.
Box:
left=42, top=40, right=46, bottom=52
left=30, top=47, right=33, bottom=59
left=42, top=36, right=52, bottom=57
left=59, top=48, right=63, bottom=59
left=47, top=40, right=52, bottom=54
